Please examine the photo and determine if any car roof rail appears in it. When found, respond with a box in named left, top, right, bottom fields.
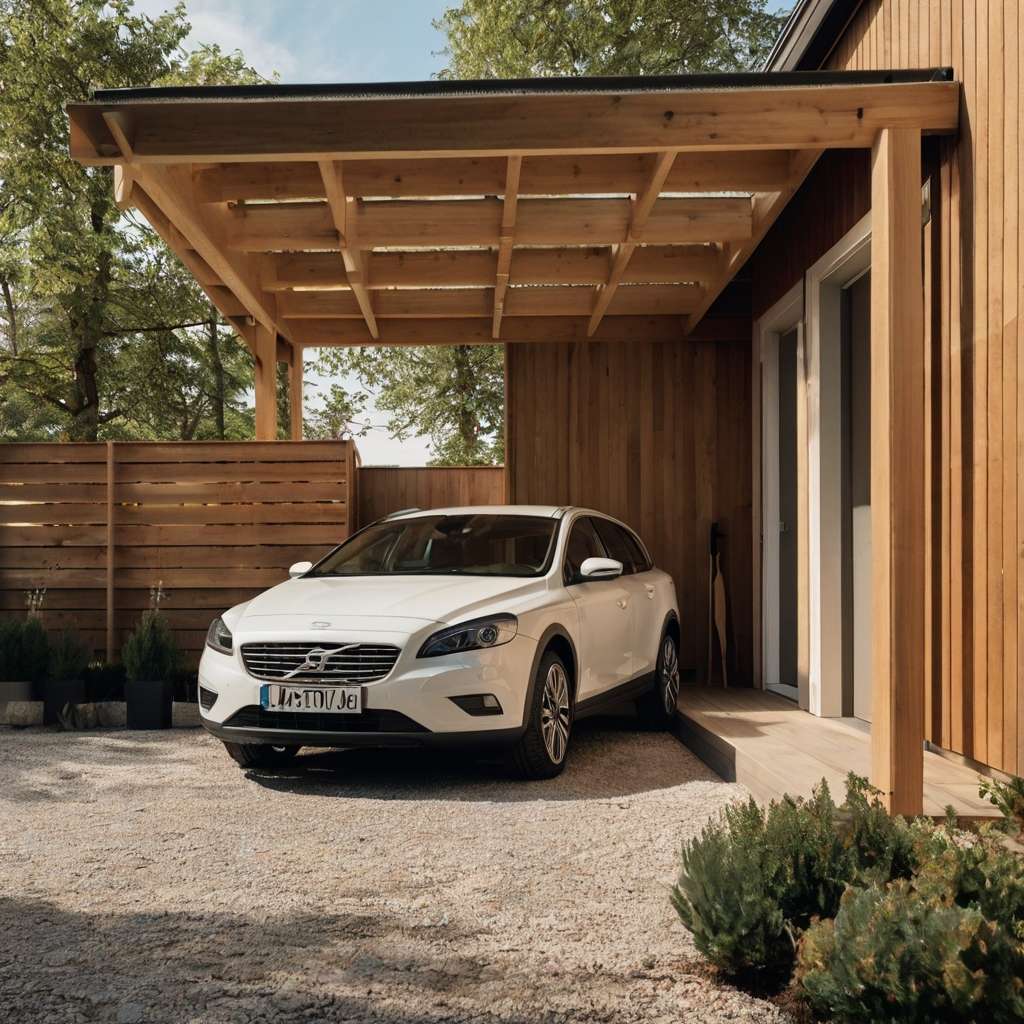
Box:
left=382, top=507, right=421, bottom=520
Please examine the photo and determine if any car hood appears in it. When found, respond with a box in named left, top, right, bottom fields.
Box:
left=238, top=574, right=547, bottom=631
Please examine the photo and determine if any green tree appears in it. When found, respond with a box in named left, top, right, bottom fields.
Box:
left=0, top=0, right=264, bottom=441
left=314, top=346, right=504, bottom=465
left=435, top=0, right=788, bottom=78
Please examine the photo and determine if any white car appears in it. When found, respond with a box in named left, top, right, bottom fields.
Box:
left=198, top=506, right=681, bottom=779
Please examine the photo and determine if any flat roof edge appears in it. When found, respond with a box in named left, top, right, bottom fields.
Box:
left=87, top=67, right=954, bottom=105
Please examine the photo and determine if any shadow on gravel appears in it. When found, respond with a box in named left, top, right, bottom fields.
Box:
left=246, top=716, right=721, bottom=803
left=0, top=895, right=535, bottom=1024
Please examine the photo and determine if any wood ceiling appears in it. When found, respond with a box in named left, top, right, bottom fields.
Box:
left=67, top=75, right=959, bottom=353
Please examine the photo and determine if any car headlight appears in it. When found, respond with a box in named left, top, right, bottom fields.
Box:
left=205, top=617, right=233, bottom=655
left=417, top=614, right=518, bottom=658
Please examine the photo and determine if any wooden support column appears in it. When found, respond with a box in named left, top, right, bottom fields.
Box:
left=289, top=344, right=304, bottom=441
left=254, top=323, right=278, bottom=440
left=870, top=127, right=925, bottom=816
left=105, top=440, right=115, bottom=661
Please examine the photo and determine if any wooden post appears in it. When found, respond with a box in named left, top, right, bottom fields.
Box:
left=105, top=441, right=115, bottom=662
left=254, top=323, right=277, bottom=440
left=870, top=127, right=925, bottom=816
left=289, top=344, right=304, bottom=441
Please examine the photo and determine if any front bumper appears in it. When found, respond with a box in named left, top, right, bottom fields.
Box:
left=197, top=631, right=536, bottom=748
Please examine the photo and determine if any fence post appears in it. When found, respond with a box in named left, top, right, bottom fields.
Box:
left=105, top=441, right=115, bottom=662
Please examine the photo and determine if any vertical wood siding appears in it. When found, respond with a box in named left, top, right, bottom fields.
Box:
left=356, top=466, right=507, bottom=527
left=0, top=441, right=356, bottom=667
left=751, top=0, right=1022, bottom=775
left=506, top=331, right=753, bottom=684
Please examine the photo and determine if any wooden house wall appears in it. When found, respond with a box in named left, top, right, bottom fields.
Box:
left=506, top=326, right=753, bottom=685
left=749, top=0, right=1023, bottom=775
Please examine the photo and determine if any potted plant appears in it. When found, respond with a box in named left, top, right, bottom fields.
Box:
left=0, top=619, right=32, bottom=704
left=122, top=592, right=181, bottom=729
left=44, top=630, right=91, bottom=726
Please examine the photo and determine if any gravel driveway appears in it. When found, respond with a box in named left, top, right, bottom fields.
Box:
left=0, top=720, right=793, bottom=1024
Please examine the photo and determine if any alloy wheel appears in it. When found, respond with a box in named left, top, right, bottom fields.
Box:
left=661, top=637, right=681, bottom=715
left=540, top=662, right=571, bottom=764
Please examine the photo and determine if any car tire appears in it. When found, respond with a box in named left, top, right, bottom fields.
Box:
left=636, top=631, right=680, bottom=730
left=508, top=650, right=573, bottom=780
left=223, top=742, right=300, bottom=770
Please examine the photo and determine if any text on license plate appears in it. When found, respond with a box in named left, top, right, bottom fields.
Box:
left=260, top=684, right=362, bottom=713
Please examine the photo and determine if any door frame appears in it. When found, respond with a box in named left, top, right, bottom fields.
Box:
left=805, top=211, right=872, bottom=718
left=756, top=281, right=804, bottom=704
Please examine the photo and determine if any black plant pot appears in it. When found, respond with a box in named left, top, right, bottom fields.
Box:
left=126, top=678, right=174, bottom=730
left=43, top=677, right=85, bottom=725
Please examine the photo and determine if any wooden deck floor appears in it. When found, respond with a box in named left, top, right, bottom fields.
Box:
left=674, top=687, right=998, bottom=820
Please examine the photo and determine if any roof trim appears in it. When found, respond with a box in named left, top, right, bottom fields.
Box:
left=89, top=66, right=951, bottom=104
left=765, top=0, right=865, bottom=71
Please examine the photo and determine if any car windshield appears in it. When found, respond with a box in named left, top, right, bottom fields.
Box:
left=307, top=514, right=558, bottom=578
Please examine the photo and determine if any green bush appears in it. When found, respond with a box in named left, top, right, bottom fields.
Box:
left=122, top=611, right=181, bottom=683
left=122, top=610, right=181, bottom=682
left=0, top=619, right=22, bottom=681
left=797, top=880, right=1024, bottom=1023
left=671, top=775, right=920, bottom=979
left=47, top=630, right=92, bottom=681
left=19, top=617, right=50, bottom=683
left=980, top=775, right=1024, bottom=840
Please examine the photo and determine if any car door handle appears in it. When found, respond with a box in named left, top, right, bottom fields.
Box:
left=644, top=584, right=656, bottom=600
left=617, top=598, right=629, bottom=609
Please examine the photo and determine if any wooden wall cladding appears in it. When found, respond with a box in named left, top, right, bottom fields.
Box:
left=506, top=332, right=753, bottom=684
left=747, top=0, right=1023, bottom=775
left=357, top=466, right=506, bottom=528
left=0, top=441, right=356, bottom=666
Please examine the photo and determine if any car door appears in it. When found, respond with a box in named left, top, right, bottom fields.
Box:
left=591, top=518, right=657, bottom=676
left=562, top=516, right=634, bottom=700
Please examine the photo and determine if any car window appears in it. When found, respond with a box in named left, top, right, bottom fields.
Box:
left=622, top=529, right=652, bottom=572
left=562, top=517, right=606, bottom=585
left=308, top=514, right=558, bottom=578
left=592, top=518, right=642, bottom=575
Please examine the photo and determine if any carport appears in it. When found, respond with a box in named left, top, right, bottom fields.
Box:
left=67, top=69, right=959, bottom=813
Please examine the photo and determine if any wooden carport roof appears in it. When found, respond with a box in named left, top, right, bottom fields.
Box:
left=68, top=69, right=958, bottom=355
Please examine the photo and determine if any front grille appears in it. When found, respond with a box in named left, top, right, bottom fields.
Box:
left=223, top=706, right=428, bottom=733
left=199, top=686, right=218, bottom=711
left=240, top=642, right=401, bottom=683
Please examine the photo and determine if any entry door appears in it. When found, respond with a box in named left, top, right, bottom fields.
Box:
left=842, top=271, right=872, bottom=721
left=775, top=327, right=800, bottom=697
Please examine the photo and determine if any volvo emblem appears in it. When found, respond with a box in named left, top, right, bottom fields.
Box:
left=283, top=643, right=358, bottom=679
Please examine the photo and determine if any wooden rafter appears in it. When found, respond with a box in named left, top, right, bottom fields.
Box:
left=492, top=156, right=522, bottom=338
left=318, top=160, right=378, bottom=339
left=588, top=151, right=679, bottom=337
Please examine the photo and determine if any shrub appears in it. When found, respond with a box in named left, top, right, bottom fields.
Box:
left=980, top=775, right=1024, bottom=841
left=47, top=630, right=92, bottom=681
left=122, top=610, right=181, bottom=683
left=671, top=775, right=919, bottom=979
left=0, top=619, right=22, bottom=681
left=19, top=617, right=50, bottom=683
left=797, top=881, right=1024, bottom=1023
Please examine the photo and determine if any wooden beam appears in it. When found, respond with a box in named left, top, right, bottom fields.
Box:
left=105, top=440, right=115, bottom=661
left=265, top=245, right=721, bottom=291
left=318, top=160, right=378, bottom=338
left=287, top=314, right=700, bottom=347
left=493, top=156, right=522, bottom=338
left=289, top=345, right=304, bottom=441
left=253, top=323, right=278, bottom=441
left=226, top=196, right=753, bottom=251
left=190, top=151, right=798, bottom=202
left=589, top=151, right=678, bottom=336
left=870, top=127, right=925, bottom=816
left=69, top=81, right=960, bottom=163
left=685, top=149, right=823, bottom=334
left=278, top=283, right=702, bottom=319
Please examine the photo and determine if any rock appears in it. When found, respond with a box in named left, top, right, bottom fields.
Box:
left=116, top=1003, right=145, bottom=1024
left=4, top=701, right=44, bottom=727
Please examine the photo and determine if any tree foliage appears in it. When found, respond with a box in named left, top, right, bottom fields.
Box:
left=435, top=0, right=788, bottom=78
left=0, top=0, right=263, bottom=441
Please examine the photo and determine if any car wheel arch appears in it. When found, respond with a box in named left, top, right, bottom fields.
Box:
left=525, top=624, right=579, bottom=708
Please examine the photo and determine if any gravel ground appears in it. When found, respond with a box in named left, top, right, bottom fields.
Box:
left=0, top=720, right=793, bottom=1024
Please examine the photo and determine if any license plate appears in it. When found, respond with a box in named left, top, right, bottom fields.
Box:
left=260, top=683, right=362, bottom=713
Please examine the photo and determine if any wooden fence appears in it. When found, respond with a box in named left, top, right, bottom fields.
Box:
left=357, top=466, right=507, bottom=527
left=0, top=441, right=356, bottom=666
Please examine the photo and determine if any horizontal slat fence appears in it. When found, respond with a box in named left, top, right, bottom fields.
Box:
left=0, top=441, right=356, bottom=666
left=357, top=466, right=507, bottom=527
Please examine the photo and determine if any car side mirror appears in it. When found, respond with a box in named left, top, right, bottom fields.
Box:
left=288, top=561, right=313, bottom=579
left=579, top=556, right=623, bottom=581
